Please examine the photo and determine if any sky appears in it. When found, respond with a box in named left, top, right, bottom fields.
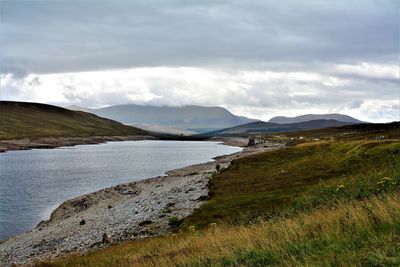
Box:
left=0, top=0, right=399, bottom=122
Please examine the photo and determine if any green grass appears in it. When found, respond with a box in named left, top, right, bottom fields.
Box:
left=0, top=101, right=148, bottom=140
left=182, top=139, right=400, bottom=228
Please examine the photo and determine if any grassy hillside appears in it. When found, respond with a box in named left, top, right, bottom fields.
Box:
left=0, top=101, right=148, bottom=140
left=36, top=126, right=400, bottom=266
left=269, top=122, right=400, bottom=142
left=183, top=139, right=400, bottom=228
left=201, top=119, right=356, bottom=137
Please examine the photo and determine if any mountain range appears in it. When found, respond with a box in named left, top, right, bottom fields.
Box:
left=68, top=104, right=363, bottom=135
left=268, top=114, right=363, bottom=124
left=67, top=104, right=259, bottom=133
left=200, top=119, right=359, bottom=137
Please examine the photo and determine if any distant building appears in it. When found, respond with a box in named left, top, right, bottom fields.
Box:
left=248, top=136, right=255, bottom=146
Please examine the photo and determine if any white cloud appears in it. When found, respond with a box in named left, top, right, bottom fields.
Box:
left=1, top=65, right=398, bottom=123
left=340, top=99, right=400, bottom=123
left=335, top=63, right=399, bottom=79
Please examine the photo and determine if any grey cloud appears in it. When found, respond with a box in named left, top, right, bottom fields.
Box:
left=1, top=0, right=398, bottom=122
left=1, top=0, right=398, bottom=75
left=0, top=57, right=29, bottom=78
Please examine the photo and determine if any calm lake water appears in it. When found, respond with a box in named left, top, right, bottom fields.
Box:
left=0, top=140, right=241, bottom=239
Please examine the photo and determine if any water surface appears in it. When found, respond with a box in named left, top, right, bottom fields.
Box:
left=0, top=140, right=241, bottom=239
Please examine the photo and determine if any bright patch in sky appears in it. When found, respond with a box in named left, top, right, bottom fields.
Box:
left=1, top=64, right=398, bottom=122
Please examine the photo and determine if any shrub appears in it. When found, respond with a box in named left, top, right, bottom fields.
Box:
left=216, top=164, right=221, bottom=172
left=168, top=217, right=183, bottom=229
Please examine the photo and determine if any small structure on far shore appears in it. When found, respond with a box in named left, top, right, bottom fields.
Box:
left=248, top=136, right=255, bottom=146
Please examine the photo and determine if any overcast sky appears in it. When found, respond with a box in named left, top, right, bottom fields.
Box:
left=1, top=0, right=399, bottom=122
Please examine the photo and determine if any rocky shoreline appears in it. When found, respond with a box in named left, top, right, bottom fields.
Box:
left=0, top=135, right=157, bottom=153
left=0, top=138, right=284, bottom=266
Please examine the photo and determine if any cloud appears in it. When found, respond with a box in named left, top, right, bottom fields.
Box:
left=1, top=65, right=398, bottom=122
left=335, top=63, right=399, bottom=80
left=1, top=0, right=398, bottom=75
left=0, top=1, right=398, bottom=123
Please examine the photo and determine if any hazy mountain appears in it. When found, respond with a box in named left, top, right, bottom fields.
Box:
left=130, top=123, right=196, bottom=135
left=67, top=104, right=259, bottom=133
left=65, top=105, right=91, bottom=113
left=201, top=119, right=356, bottom=136
left=268, top=114, right=362, bottom=124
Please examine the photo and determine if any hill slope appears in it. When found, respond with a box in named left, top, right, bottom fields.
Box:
left=68, top=104, right=258, bottom=133
left=269, top=113, right=362, bottom=124
left=0, top=101, right=148, bottom=140
left=270, top=121, right=400, bottom=141
left=202, top=119, right=355, bottom=136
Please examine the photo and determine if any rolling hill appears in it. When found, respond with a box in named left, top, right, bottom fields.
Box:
left=201, top=119, right=357, bottom=136
left=67, top=104, right=259, bottom=133
left=0, top=101, right=149, bottom=140
left=269, top=113, right=363, bottom=124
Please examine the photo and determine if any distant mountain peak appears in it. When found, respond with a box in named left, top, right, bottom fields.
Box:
left=268, top=114, right=362, bottom=124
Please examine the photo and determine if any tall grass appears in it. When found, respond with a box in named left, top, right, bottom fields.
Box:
left=37, top=192, right=400, bottom=267
left=183, top=140, right=400, bottom=228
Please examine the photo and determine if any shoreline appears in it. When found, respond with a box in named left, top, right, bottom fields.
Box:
left=0, top=138, right=284, bottom=266
left=0, top=135, right=157, bottom=153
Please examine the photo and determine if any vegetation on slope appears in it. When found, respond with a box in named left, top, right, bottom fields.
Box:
left=37, top=193, right=400, bottom=267
left=271, top=121, right=400, bottom=141
left=201, top=119, right=356, bottom=137
left=36, top=125, right=400, bottom=266
left=184, top=139, right=400, bottom=228
left=0, top=101, right=148, bottom=140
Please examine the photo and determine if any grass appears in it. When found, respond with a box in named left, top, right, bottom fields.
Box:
left=36, top=192, right=400, bottom=267
left=268, top=121, right=400, bottom=142
left=0, top=101, right=148, bottom=140
left=35, top=125, right=400, bottom=266
left=183, top=139, right=400, bottom=228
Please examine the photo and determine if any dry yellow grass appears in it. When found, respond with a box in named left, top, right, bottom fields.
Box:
left=37, top=193, right=400, bottom=267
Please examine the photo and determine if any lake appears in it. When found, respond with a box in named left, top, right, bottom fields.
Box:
left=0, top=140, right=241, bottom=239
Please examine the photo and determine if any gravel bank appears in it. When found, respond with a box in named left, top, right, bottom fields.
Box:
left=0, top=139, right=284, bottom=266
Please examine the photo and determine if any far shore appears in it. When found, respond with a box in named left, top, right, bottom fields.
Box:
left=0, top=134, right=233, bottom=154
left=0, top=135, right=157, bottom=153
left=0, top=137, right=284, bottom=265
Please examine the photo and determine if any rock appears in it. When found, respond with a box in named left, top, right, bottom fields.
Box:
left=102, top=233, right=111, bottom=244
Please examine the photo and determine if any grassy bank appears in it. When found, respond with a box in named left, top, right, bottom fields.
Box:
left=0, top=101, right=148, bottom=140
left=36, top=192, right=400, bottom=267
left=183, top=139, right=400, bottom=228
